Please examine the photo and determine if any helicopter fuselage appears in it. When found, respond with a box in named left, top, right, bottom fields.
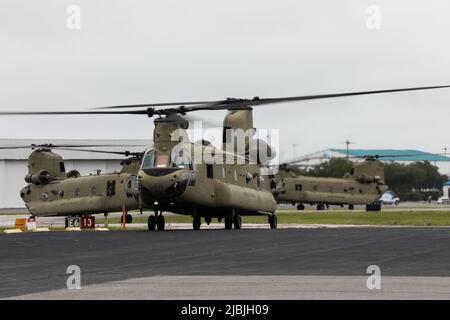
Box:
left=138, top=159, right=277, bottom=218
left=21, top=172, right=140, bottom=217
left=276, top=175, right=388, bottom=207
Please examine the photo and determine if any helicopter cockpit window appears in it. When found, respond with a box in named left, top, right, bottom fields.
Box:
left=59, top=162, right=65, bottom=173
left=156, top=155, right=169, bottom=168
left=171, top=148, right=192, bottom=170
left=141, top=150, right=156, bottom=169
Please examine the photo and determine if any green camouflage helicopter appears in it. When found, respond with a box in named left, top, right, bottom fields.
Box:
left=0, top=144, right=145, bottom=222
left=1, top=85, right=449, bottom=230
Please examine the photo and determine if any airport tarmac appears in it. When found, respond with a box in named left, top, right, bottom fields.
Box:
left=2, top=227, right=450, bottom=299
left=1, top=202, right=450, bottom=229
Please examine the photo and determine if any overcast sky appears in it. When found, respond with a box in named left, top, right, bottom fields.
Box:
left=0, top=0, right=449, bottom=161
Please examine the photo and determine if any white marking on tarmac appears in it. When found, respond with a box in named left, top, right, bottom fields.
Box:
left=6, top=276, right=450, bottom=300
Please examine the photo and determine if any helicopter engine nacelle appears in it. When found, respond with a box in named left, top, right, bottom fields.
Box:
left=351, top=159, right=385, bottom=183
left=355, top=174, right=380, bottom=183
left=67, top=170, right=81, bottom=178
left=25, top=170, right=54, bottom=185
left=247, top=139, right=276, bottom=165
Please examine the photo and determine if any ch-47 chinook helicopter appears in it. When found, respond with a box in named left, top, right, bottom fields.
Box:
left=0, top=144, right=145, bottom=222
left=274, top=156, right=389, bottom=211
left=1, top=84, right=449, bottom=230
left=274, top=151, right=445, bottom=212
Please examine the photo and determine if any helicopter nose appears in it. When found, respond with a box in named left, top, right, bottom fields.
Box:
left=138, top=168, right=190, bottom=200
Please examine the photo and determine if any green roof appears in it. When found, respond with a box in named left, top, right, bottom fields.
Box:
left=330, top=149, right=450, bottom=162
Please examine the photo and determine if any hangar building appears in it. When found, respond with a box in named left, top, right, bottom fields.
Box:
left=0, top=139, right=151, bottom=210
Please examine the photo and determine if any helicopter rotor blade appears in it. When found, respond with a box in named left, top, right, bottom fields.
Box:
left=183, top=85, right=450, bottom=112
left=280, top=152, right=449, bottom=167
left=347, top=153, right=449, bottom=160
left=91, top=85, right=450, bottom=112
left=1, top=84, right=449, bottom=116
left=0, top=143, right=150, bottom=152
left=0, top=110, right=151, bottom=116
left=54, top=147, right=145, bottom=157
left=94, top=100, right=224, bottom=110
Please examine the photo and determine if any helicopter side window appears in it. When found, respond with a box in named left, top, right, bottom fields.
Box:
left=223, top=126, right=232, bottom=144
left=171, top=148, right=192, bottom=170
left=257, top=175, right=264, bottom=188
left=141, top=150, right=156, bottom=169
left=295, top=184, right=302, bottom=191
left=206, top=164, right=213, bottom=179
left=59, top=162, right=65, bottom=173
left=106, top=181, right=116, bottom=196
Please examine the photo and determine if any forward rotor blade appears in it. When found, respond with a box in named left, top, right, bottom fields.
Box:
left=0, top=110, right=150, bottom=116
left=95, top=100, right=223, bottom=110
left=0, top=143, right=149, bottom=150
left=2, top=84, right=449, bottom=116
left=184, top=85, right=450, bottom=111
left=55, top=147, right=146, bottom=157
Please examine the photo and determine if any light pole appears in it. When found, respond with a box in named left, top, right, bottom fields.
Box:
left=341, top=139, right=355, bottom=159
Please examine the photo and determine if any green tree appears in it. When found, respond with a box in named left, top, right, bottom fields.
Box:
left=384, top=161, right=448, bottom=200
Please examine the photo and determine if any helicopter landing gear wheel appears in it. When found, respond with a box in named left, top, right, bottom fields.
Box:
left=268, top=214, right=277, bottom=229
left=317, top=204, right=325, bottom=210
left=148, top=215, right=156, bottom=231
left=121, top=214, right=133, bottom=224
left=224, top=217, right=233, bottom=230
left=193, top=216, right=201, bottom=230
left=156, top=215, right=165, bottom=231
left=349, top=204, right=354, bottom=210
left=205, top=216, right=212, bottom=225
left=233, top=214, right=242, bottom=229
left=297, top=204, right=305, bottom=210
